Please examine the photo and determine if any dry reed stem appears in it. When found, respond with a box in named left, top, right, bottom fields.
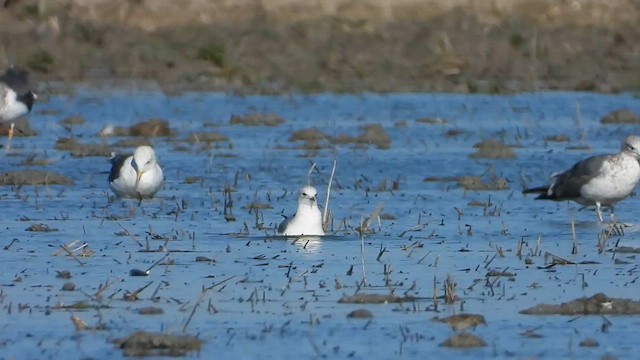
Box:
left=322, top=159, right=337, bottom=228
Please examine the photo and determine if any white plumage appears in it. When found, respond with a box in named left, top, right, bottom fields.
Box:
left=278, top=185, right=325, bottom=236
left=109, top=146, right=164, bottom=199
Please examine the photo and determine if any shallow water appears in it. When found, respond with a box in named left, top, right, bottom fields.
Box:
left=2, top=90, right=640, bottom=359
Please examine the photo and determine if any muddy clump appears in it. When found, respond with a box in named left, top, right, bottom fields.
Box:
left=230, top=113, right=285, bottom=127
left=600, top=109, right=640, bottom=124
left=59, top=116, right=86, bottom=127
left=289, top=128, right=326, bottom=142
left=457, top=175, right=509, bottom=191
left=469, top=139, right=516, bottom=159
left=440, top=333, right=487, bottom=348
left=545, top=135, right=570, bottom=142
left=520, top=293, right=640, bottom=315
left=338, top=293, right=415, bottom=304
left=99, top=119, right=173, bottom=137
left=416, top=117, right=447, bottom=125
left=25, top=223, right=58, bottom=232
left=0, top=170, right=74, bottom=185
left=114, top=331, right=201, bottom=357
left=111, top=137, right=152, bottom=148
left=55, top=138, right=113, bottom=157
left=347, top=308, right=373, bottom=319
left=187, top=132, right=229, bottom=143
left=333, top=124, right=391, bottom=149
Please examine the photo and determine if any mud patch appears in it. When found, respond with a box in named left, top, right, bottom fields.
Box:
left=115, top=331, right=201, bottom=357
left=337, top=293, right=415, bottom=304
left=520, top=293, right=640, bottom=315
left=0, top=170, right=74, bottom=185
left=55, top=138, right=113, bottom=157
left=469, top=139, right=516, bottom=159
left=187, top=132, right=230, bottom=143
left=230, top=113, right=285, bottom=127
left=600, top=109, right=640, bottom=124
left=457, top=175, right=509, bottom=191
left=99, top=119, right=173, bottom=137
left=333, top=124, right=391, bottom=149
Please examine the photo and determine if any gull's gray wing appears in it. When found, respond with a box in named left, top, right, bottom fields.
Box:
left=277, top=216, right=290, bottom=234
left=542, top=154, right=609, bottom=200
left=108, top=153, right=131, bottom=183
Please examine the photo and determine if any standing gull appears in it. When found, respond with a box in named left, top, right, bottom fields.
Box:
left=523, top=135, right=640, bottom=222
left=109, top=146, right=164, bottom=199
left=278, top=185, right=325, bottom=236
left=0, top=67, right=37, bottom=151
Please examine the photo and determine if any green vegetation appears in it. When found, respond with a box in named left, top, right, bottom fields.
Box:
left=197, top=43, right=225, bottom=67
left=26, top=48, right=54, bottom=73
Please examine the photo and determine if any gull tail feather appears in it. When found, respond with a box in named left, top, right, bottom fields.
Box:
left=522, top=186, right=549, bottom=194
left=523, top=186, right=559, bottom=200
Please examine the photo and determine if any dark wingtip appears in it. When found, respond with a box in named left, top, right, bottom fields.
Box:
left=522, top=186, right=549, bottom=194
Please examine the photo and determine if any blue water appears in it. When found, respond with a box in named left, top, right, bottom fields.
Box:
left=1, top=90, right=640, bottom=359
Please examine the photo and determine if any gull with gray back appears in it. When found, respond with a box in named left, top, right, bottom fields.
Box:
left=523, top=135, right=640, bottom=222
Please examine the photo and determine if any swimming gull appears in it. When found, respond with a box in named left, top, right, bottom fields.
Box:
left=523, top=135, right=640, bottom=222
left=278, top=185, right=325, bottom=236
left=0, top=67, right=37, bottom=151
left=109, top=145, right=164, bottom=199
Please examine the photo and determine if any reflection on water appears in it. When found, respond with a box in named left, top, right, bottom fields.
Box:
left=289, top=235, right=324, bottom=253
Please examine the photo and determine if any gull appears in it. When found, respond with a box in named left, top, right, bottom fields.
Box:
left=109, top=146, right=164, bottom=199
left=523, top=135, right=640, bottom=222
left=278, top=185, right=325, bottom=236
left=0, top=67, right=37, bottom=151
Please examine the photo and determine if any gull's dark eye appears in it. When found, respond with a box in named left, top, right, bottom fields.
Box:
left=627, top=143, right=635, bottom=151
left=302, top=192, right=307, bottom=196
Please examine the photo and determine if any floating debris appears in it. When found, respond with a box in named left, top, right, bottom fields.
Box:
left=416, top=117, right=447, bottom=125
left=469, top=139, right=516, bottom=159
left=347, top=308, right=373, bottom=319
left=56, top=270, right=72, bottom=279
left=600, top=109, right=640, bottom=124
left=579, top=338, right=599, bottom=347
left=0, top=170, right=74, bottom=185
left=138, top=307, right=164, bottom=315
left=61, top=282, right=75, bottom=291
left=230, top=113, right=285, bottom=127
left=129, top=269, right=150, bottom=277
left=545, top=135, right=570, bottom=142
left=520, top=293, right=640, bottom=315
left=337, top=293, right=415, bottom=304
left=195, top=256, right=215, bottom=262
left=440, top=332, right=487, bottom=348
left=25, top=223, right=58, bottom=232
left=115, top=331, right=202, bottom=357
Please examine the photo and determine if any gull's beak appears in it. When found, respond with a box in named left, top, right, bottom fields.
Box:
left=135, top=169, right=143, bottom=189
